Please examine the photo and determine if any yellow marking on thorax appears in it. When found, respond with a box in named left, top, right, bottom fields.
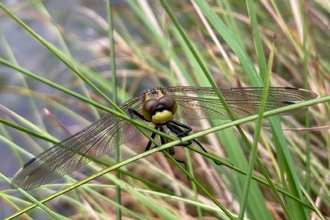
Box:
left=152, top=110, right=173, bottom=125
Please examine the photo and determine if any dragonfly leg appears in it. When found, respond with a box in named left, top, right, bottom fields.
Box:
left=159, top=126, right=174, bottom=153
left=169, top=120, right=192, bottom=137
left=145, top=126, right=158, bottom=151
left=166, top=123, right=193, bottom=146
left=168, top=122, right=222, bottom=166
left=159, top=127, right=189, bottom=170
left=128, top=108, right=147, bottom=120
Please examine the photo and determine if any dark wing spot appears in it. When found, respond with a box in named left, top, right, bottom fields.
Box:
left=282, top=101, right=295, bottom=104
left=23, top=157, right=36, bottom=168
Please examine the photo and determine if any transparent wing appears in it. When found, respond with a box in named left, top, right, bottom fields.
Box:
left=12, top=97, right=143, bottom=190
left=166, top=87, right=317, bottom=119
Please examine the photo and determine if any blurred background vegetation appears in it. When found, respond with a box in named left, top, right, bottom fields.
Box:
left=0, top=0, right=329, bottom=219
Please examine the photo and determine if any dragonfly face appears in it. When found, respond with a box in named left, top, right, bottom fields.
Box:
left=141, top=88, right=177, bottom=125
left=11, top=86, right=318, bottom=190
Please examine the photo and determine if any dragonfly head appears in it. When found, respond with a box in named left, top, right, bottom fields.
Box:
left=142, top=96, right=178, bottom=125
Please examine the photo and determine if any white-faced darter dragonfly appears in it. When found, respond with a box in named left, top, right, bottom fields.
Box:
left=12, top=86, right=318, bottom=190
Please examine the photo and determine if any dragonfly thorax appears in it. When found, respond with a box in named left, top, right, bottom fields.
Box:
left=142, top=96, right=178, bottom=125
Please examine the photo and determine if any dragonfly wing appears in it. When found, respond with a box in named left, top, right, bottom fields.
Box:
left=172, top=96, right=257, bottom=119
left=167, top=87, right=317, bottom=120
left=12, top=114, right=140, bottom=190
left=166, top=86, right=317, bottom=101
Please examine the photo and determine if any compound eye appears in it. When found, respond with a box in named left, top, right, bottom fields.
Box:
left=142, top=99, right=159, bottom=121
left=159, top=96, right=177, bottom=114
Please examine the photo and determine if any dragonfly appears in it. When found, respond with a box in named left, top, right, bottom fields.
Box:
left=11, top=86, right=318, bottom=190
